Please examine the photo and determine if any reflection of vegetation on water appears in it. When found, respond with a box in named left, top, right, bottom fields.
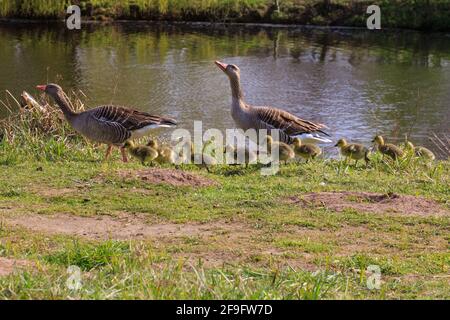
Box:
left=1, top=0, right=449, bottom=31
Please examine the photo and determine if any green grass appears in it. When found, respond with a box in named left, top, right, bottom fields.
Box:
left=1, top=0, right=449, bottom=31
left=0, top=154, right=448, bottom=299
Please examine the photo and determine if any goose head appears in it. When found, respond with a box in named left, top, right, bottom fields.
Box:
left=215, top=61, right=240, bottom=81
left=335, top=139, right=348, bottom=148
left=36, top=83, right=63, bottom=98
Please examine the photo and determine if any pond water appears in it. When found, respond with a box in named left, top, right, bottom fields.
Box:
left=0, top=22, right=449, bottom=157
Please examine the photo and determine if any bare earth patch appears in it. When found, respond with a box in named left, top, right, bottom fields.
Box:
left=118, top=168, right=218, bottom=187
left=290, top=192, right=449, bottom=216
left=3, top=213, right=244, bottom=241
left=32, top=187, right=78, bottom=197
left=0, top=257, right=33, bottom=277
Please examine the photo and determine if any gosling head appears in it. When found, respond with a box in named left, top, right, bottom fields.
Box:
left=266, top=135, right=274, bottom=146
left=36, top=83, right=63, bottom=98
left=223, top=144, right=235, bottom=154
left=147, top=139, right=159, bottom=149
left=405, top=141, right=415, bottom=150
left=372, top=135, right=384, bottom=145
left=124, top=141, right=135, bottom=149
left=335, top=139, right=348, bottom=148
left=215, top=61, right=240, bottom=80
left=293, top=138, right=302, bottom=147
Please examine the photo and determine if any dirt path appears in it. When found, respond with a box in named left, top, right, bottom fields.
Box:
left=0, top=257, right=33, bottom=277
left=289, top=192, right=449, bottom=217
left=3, top=213, right=244, bottom=241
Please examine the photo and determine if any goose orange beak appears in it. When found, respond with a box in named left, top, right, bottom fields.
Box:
left=215, top=61, right=228, bottom=72
left=36, top=85, right=47, bottom=91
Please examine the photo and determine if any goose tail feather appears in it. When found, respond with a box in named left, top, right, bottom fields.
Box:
left=294, top=133, right=333, bottom=145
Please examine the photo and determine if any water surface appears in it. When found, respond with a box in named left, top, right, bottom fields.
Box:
left=0, top=22, right=449, bottom=157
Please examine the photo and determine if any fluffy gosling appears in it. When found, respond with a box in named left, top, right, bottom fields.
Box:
left=372, top=136, right=404, bottom=160
left=224, top=144, right=258, bottom=166
left=335, top=139, right=370, bottom=166
left=266, top=135, right=295, bottom=164
left=405, top=141, right=435, bottom=161
left=147, top=139, right=177, bottom=164
left=292, top=138, right=322, bottom=162
left=124, top=141, right=158, bottom=165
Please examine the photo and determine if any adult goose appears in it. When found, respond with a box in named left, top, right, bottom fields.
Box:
left=215, top=61, right=331, bottom=144
left=37, top=84, right=177, bottom=162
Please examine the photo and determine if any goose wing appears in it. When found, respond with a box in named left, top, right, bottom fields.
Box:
left=91, top=105, right=177, bottom=132
left=88, top=115, right=131, bottom=145
left=254, top=106, right=329, bottom=139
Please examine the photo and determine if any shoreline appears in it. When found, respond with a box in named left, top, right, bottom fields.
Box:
left=1, top=0, right=449, bottom=32
left=0, top=18, right=444, bottom=35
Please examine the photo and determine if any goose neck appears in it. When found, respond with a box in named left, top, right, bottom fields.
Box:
left=229, top=76, right=244, bottom=103
left=54, top=91, right=76, bottom=120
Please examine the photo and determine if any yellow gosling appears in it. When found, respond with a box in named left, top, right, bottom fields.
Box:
left=406, top=141, right=435, bottom=161
left=124, top=141, right=158, bottom=165
left=292, top=138, right=322, bottom=162
left=224, top=144, right=258, bottom=166
left=372, top=136, right=404, bottom=160
left=147, top=139, right=177, bottom=165
left=266, top=135, right=295, bottom=164
left=335, top=138, right=370, bottom=166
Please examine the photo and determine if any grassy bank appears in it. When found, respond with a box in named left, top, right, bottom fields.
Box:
left=1, top=0, right=449, bottom=31
left=0, top=95, right=449, bottom=299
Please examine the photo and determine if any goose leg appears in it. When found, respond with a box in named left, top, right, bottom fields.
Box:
left=120, top=147, right=129, bottom=163
left=105, top=145, right=113, bottom=161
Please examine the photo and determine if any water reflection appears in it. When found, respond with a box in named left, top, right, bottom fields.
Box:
left=0, top=22, right=449, bottom=157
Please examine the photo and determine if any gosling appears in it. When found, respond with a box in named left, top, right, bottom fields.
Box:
left=266, top=135, right=295, bottom=164
left=124, top=141, right=158, bottom=165
left=405, top=141, right=435, bottom=161
left=372, top=136, right=404, bottom=160
left=178, top=140, right=217, bottom=172
left=147, top=139, right=177, bottom=164
left=335, top=139, right=370, bottom=166
left=224, top=144, right=258, bottom=166
left=292, top=138, right=322, bottom=162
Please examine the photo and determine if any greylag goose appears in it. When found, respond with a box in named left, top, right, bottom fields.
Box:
left=215, top=61, right=331, bottom=145
left=335, top=138, right=370, bottom=165
left=37, top=84, right=177, bottom=162
left=372, top=136, right=404, bottom=160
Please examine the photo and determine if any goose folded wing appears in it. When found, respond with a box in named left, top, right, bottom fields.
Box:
left=255, top=107, right=329, bottom=137
left=93, top=105, right=177, bottom=131
left=89, top=114, right=131, bottom=145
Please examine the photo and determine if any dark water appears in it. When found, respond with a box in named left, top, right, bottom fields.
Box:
left=0, top=22, right=449, bottom=157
